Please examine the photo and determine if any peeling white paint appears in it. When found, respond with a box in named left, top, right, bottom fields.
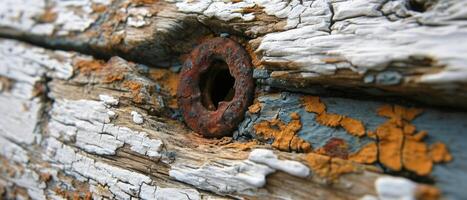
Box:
left=169, top=148, right=310, bottom=195
left=249, top=149, right=310, bottom=178
left=169, top=159, right=274, bottom=195
left=131, top=111, right=144, bottom=124
left=173, top=0, right=255, bottom=22
left=99, top=94, right=119, bottom=106
left=107, top=110, right=117, bottom=119
left=0, top=39, right=74, bottom=82
left=49, top=99, right=162, bottom=158
left=140, top=184, right=201, bottom=200
left=172, top=0, right=467, bottom=88
left=0, top=39, right=74, bottom=145
left=375, top=176, right=417, bottom=200
left=252, top=0, right=467, bottom=87
left=43, top=137, right=165, bottom=199
left=0, top=136, right=29, bottom=163
left=0, top=0, right=113, bottom=36
left=126, top=7, right=152, bottom=28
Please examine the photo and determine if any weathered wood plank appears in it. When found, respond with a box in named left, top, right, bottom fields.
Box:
left=1, top=0, right=467, bottom=199
left=1, top=0, right=467, bottom=108
left=0, top=39, right=446, bottom=200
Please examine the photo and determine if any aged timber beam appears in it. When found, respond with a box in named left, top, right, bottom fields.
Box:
left=1, top=0, right=467, bottom=108
left=0, top=38, right=449, bottom=199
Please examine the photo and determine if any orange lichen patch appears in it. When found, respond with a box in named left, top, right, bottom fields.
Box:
left=102, top=73, right=124, bottom=83
left=411, top=131, right=428, bottom=141
left=148, top=68, right=179, bottom=108
left=304, top=153, right=331, bottom=177
left=248, top=101, right=262, bottom=114
left=122, top=80, right=142, bottom=92
left=402, top=138, right=433, bottom=176
left=330, top=157, right=358, bottom=179
left=54, top=187, right=92, bottom=200
left=149, top=69, right=179, bottom=96
left=397, top=106, right=423, bottom=121
left=223, top=141, right=258, bottom=151
left=377, top=104, right=396, bottom=119
left=316, top=113, right=343, bottom=127
left=416, top=185, right=441, bottom=200
left=367, top=130, right=377, bottom=139
left=376, top=123, right=404, bottom=171
left=253, top=113, right=312, bottom=152
left=316, top=138, right=349, bottom=159
left=122, top=80, right=145, bottom=103
left=373, top=104, right=452, bottom=176
left=340, top=117, right=365, bottom=137
left=377, top=104, right=423, bottom=121
left=245, top=41, right=262, bottom=68
left=302, top=96, right=368, bottom=138
left=304, top=153, right=358, bottom=179
left=429, top=142, right=453, bottom=163
left=302, top=96, right=326, bottom=114
left=91, top=3, right=107, bottom=13
left=38, top=9, right=57, bottom=23
left=74, top=59, right=106, bottom=74
left=349, top=142, right=377, bottom=164
left=403, top=122, right=417, bottom=135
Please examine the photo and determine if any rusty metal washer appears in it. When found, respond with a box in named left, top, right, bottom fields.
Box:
left=177, top=37, right=255, bottom=138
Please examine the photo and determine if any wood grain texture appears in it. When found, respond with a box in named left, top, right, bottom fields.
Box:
left=1, top=0, right=466, bottom=199
left=1, top=0, right=467, bottom=108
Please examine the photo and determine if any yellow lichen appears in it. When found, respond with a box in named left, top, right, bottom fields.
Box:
left=411, top=131, right=428, bottom=141
left=248, top=101, right=262, bottom=114
left=122, top=80, right=145, bottom=103
left=403, top=122, right=417, bottom=135
left=74, top=59, right=106, bottom=74
left=304, top=153, right=358, bottom=179
left=223, top=141, right=258, bottom=151
left=148, top=68, right=179, bottom=108
left=374, top=104, right=451, bottom=176
left=402, top=137, right=433, bottom=176
left=302, top=96, right=326, bottom=114
left=102, top=74, right=124, bottom=83
left=316, top=113, right=343, bottom=127
left=340, top=117, right=366, bottom=137
left=302, top=96, right=367, bottom=138
left=416, top=185, right=441, bottom=200
left=376, top=123, right=404, bottom=171
left=349, top=142, right=377, bottom=164
left=429, top=142, right=453, bottom=163
left=254, top=113, right=312, bottom=152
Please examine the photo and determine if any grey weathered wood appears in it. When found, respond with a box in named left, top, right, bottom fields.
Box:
left=1, top=0, right=467, bottom=199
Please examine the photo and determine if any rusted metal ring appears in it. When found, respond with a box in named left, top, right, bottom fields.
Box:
left=177, top=37, right=255, bottom=138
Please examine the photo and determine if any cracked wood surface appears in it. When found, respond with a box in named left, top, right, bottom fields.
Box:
left=1, top=0, right=467, bottom=199
left=0, top=38, right=451, bottom=200
left=0, top=39, right=384, bottom=199
left=1, top=0, right=467, bottom=108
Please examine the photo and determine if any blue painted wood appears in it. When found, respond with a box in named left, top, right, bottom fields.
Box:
left=236, top=92, right=467, bottom=199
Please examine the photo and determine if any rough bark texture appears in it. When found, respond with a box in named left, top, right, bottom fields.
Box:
left=0, top=0, right=466, bottom=200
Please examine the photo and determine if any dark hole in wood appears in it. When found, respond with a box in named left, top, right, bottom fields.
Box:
left=199, top=59, right=235, bottom=111
left=408, top=0, right=433, bottom=12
